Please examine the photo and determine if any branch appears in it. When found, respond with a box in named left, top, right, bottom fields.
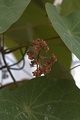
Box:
left=1, top=48, right=18, bottom=87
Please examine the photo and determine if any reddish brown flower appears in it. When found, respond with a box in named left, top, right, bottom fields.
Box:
left=43, top=67, right=51, bottom=74
left=30, top=59, right=39, bottom=67
left=32, top=39, right=49, bottom=52
left=27, top=51, right=34, bottom=60
left=32, top=39, right=41, bottom=51
left=32, top=67, right=42, bottom=77
left=43, top=61, right=49, bottom=66
left=51, top=54, right=57, bottom=62
left=43, top=60, right=51, bottom=66
left=44, top=46, right=49, bottom=52
left=27, top=38, right=57, bottom=77
left=41, top=40, right=47, bottom=46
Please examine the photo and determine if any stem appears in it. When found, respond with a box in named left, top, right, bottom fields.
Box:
left=7, top=22, right=50, bottom=32
left=4, top=36, right=60, bottom=54
left=44, top=36, right=60, bottom=41
left=70, top=64, right=80, bottom=71
left=4, top=43, right=30, bottom=54
left=0, top=47, right=27, bottom=70
left=58, top=64, right=80, bottom=79
left=2, top=48, right=18, bottom=87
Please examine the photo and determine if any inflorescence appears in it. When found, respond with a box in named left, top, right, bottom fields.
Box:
left=27, top=38, right=57, bottom=77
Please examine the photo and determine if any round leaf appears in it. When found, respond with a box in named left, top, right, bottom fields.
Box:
left=46, top=3, right=80, bottom=60
left=0, top=0, right=31, bottom=33
left=0, top=76, right=80, bottom=120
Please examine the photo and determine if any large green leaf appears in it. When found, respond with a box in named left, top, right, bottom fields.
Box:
left=61, top=0, right=80, bottom=16
left=46, top=3, right=80, bottom=60
left=5, top=0, right=54, bottom=42
left=0, top=70, right=79, bottom=120
left=0, top=0, right=31, bottom=33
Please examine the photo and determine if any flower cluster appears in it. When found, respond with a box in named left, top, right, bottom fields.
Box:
left=32, top=39, right=49, bottom=52
left=27, top=38, right=57, bottom=77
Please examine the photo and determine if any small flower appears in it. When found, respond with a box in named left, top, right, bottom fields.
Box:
left=30, top=59, right=39, bottom=67
left=27, top=51, right=34, bottom=60
left=32, top=67, right=42, bottom=77
left=51, top=54, right=57, bottom=62
left=34, top=45, right=41, bottom=51
left=43, top=60, right=51, bottom=66
left=43, top=67, right=51, bottom=74
left=44, top=46, right=49, bottom=52
left=43, top=61, right=49, bottom=66
left=32, top=39, right=40, bottom=46
left=27, top=38, right=57, bottom=77
left=32, top=39, right=49, bottom=52
left=32, top=39, right=41, bottom=51
left=41, top=40, right=47, bottom=46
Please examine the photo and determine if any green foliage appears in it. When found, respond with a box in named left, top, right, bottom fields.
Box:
left=0, top=0, right=31, bottom=33
left=1, top=0, right=80, bottom=119
left=0, top=67, right=78, bottom=120
left=46, top=3, right=80, bottom=60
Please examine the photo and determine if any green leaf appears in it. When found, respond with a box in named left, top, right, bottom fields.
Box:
left=5, top=0, right=54, bottom=42
left=46, top=62, right=72, bottom=80
left=61, top=0, right=80, bottom=16
left=0, top=0, right=31, bottom=33
left=46, top=38, right=71, bottom=68
left=46, top=3, right=80, bottom=60
left=0, top=72, right=79, bottom=120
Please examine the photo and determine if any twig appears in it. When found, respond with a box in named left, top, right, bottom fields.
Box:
left=2, top=49, right=18, bottom=87
left=7, top=22, right=50, bottom=32
left=70, top=64, right=80, bottom=71
left=44, top=36, right=60, bottom=41
left=4, top=43, right=30, bottom=54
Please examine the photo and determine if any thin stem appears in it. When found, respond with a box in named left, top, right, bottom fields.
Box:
left=7, top=22, right=50, bottom=32
left=0, top=46, right=27, bottom=70
left=10, top=47, right=26, bottom=70
left=58, top=64, right=80, bottom=80
left=4, top=36, right=60, bottom=54
left=70, top=64, right=80, bottom=71
left=2, top=48, right=18, bottom=87
left=4, top=43, right=30, bottom=54
left=44, top=36, right=60, bottom=41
